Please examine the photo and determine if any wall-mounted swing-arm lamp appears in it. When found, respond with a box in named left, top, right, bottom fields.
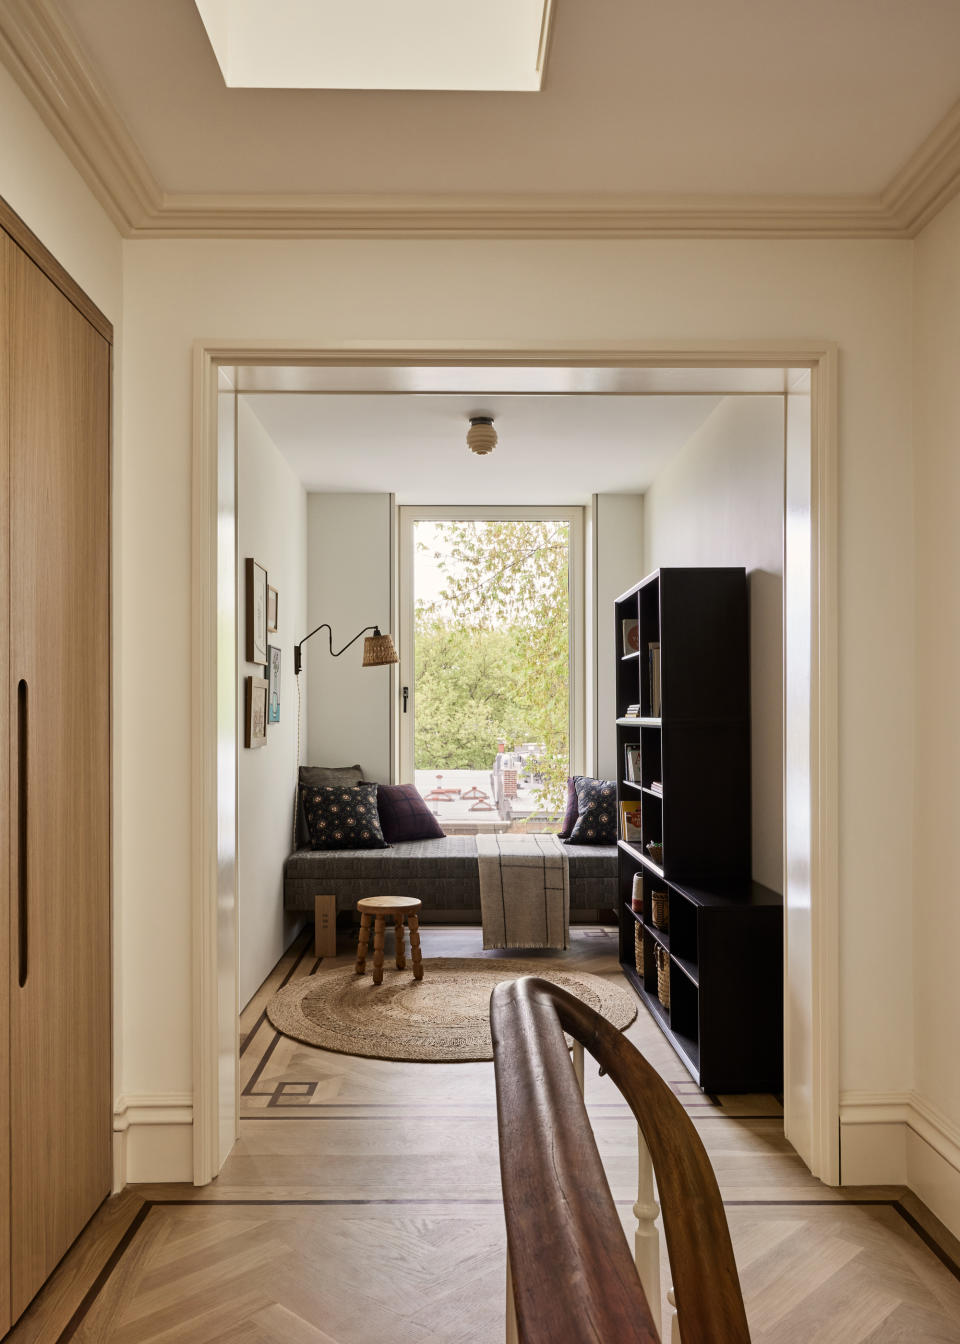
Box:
left=293, top=623, right=398, bottom=676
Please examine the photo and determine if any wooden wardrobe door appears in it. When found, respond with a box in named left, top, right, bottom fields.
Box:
left=0, top=230, right=11, bottom=1340
left=7, top=241, right=111, bottom=1319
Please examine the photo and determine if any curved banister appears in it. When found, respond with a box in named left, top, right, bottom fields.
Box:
left=491, top=976, right=751, bottom=1344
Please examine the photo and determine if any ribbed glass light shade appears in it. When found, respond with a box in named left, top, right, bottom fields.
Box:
left=362, top=632, right=399, bottom=666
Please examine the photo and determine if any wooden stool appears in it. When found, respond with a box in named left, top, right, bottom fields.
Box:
left=355, top=896, right=423, bottom=986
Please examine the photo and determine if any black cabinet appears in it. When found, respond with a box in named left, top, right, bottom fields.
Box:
left=615, top=568, right=782, bottom=1093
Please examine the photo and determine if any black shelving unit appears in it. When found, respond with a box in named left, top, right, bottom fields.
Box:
left=615, top=568, right=783, bottom=1093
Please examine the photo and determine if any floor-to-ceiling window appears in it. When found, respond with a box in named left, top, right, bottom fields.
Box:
left=399, top=506, right=584, bottom=832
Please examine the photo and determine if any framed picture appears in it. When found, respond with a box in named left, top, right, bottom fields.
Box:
left=267, top=644, right=281, bottom=724
left=267, top=585, right=278, bottom=633
left=245, top=558, right=268, bottom=665
left=624, top=743, right=642, bottom=782
left=245, top=676, right=268, bottom=748
left=621, top=618, right=639, bottom=656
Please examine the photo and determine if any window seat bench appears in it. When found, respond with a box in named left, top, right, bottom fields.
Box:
left=283, top=835, right=618, bottom=920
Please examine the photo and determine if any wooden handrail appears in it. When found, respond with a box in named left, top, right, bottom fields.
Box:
left=491, top=976, right=751, bottom=1343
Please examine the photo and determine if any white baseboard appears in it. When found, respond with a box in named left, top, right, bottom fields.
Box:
left=839, top=1090, right=960, bottom=1238
left=113, top=1093, right=194, bottom=1190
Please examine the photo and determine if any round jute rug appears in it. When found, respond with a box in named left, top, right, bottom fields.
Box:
left=265, top=957, right=637, bottom=1063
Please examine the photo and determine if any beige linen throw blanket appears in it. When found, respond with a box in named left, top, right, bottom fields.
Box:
left=477, top=833, right=570, bottom=951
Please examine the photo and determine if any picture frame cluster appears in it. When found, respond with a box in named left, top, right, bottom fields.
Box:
left=244, top=557, right=281, bottom=748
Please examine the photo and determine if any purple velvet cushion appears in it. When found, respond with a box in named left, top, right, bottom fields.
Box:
left=376, top=783, right=445, bottom=843
left=556, top=777, right=579, bottom=839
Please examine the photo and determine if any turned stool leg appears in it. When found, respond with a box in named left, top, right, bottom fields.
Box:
left=372, top=915, right=386, bottom=985
left=408, top=914, right=423, bottom=981
left=394, top=913, right=406, bottom=969
left=355, top=911, right=372, bottom=974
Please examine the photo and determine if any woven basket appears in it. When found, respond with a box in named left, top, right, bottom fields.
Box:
left=655, top=945, right=670, bottom=1010
left=634, top=922, right=644, bottom=976
left=651, top=890, right=669, bottom=932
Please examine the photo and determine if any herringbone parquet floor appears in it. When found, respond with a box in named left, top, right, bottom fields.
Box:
left=17, top=925, right=960, bottom=1343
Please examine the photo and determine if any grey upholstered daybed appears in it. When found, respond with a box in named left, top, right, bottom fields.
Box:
left=282, top=836, right=619, bottom=920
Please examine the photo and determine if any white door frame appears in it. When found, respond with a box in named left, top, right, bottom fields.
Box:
left=397, top=504, right=586, bottom=788
left=191, top=340, right=838, bottom=1187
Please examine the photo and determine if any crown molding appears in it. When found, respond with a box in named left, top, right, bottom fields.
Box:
left=3, top=0, right=960, bottom=240
left=0, top=0, right=161, bottom=231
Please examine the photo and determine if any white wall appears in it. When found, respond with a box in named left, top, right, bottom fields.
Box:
left=0, top=63, right=121, bottom=322
left=642, top=396, right=785, bottom=891
left=117, top=235, right=913, bottom=1180
left=236, top=398, right=308, bottom=1008
left=908, top=191, right=960, bottom=1234
left=305, top=493, right=394, bottom=783
left=593, top=494, right=644, bottom=778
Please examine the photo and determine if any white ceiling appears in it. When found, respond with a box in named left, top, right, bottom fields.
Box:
left=242, top=392, right=731, bottom=502
left=52, top=0, right=960, bottom=199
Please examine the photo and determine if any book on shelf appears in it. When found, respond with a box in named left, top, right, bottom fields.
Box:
left=648, top=642, right=661, bottom=716
left=623, top=703, right=641, bottom=718
left=619, top=800, right=643, bottom=842
left=649, top=780, right=663, bottom=795
left=621, top=618, right=640, bottom=655
left=624, top=743, right=642, bottom=782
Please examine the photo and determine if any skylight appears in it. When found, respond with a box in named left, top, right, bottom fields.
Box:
left=194, top=0, right=554, bottom=91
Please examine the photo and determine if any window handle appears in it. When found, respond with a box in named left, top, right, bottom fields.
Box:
left=402, top=685, right=409, bottom=713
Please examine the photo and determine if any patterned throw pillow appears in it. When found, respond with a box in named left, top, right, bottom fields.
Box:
left=375, top=784, right=445, bottom=843
left=295, top=764, right=364, bottom=847
left=302, top=782, right=388, bottom=850
left=565, top=777, right=618, bottom=845
left=556, top=777, right=580, bottom=839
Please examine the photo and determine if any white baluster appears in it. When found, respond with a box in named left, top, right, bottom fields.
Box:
left=633, top=1126, right=663, bottom=1336
left=666, top=1288, right=681, bottom=1342
left=506, top=1253, right=519, bottom=1344
left=572, top=1039, right=585, bottom=1096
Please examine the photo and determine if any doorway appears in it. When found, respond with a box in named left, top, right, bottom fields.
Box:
left=192, top=347, right=836, bottom=1187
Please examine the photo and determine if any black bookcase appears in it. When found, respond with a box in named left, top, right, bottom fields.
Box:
left=615, top=568, right=783, bottom=1093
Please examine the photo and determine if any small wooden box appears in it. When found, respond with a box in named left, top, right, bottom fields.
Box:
left=314, top=893, right=337, bottom=957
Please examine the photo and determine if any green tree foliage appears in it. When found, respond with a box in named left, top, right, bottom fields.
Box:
left=414, top=520, right=569, bottom=813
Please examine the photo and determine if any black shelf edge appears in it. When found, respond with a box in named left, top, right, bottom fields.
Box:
left=620, top=650, right=641, bottom=662
left=642, top=787, right=663, bottom=800
left=618, top=839, right=665, bottom=878
left=619, top=961, right=701, bottom=1083
left=621, top=778, right=643, bottom=792
left=647, top=922, right=670, bottom=954
left=616, top=717, right=661, bottom=728
left=623, top=902, right=643, bottom=926
left=671, top=951, right=699, bottom=987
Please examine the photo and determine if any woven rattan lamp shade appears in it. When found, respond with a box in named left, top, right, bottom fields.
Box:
left=362, top=631, right=399, bottom=666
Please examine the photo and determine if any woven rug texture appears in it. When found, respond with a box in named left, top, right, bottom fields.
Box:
left=265, top=956, right=637, bottom=1062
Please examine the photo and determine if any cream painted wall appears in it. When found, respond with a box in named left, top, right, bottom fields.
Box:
left=236, top=398, right=308, bottom=1008
left=0, top=63, right=121, bottom=320
left=642, top=396, right=785, bottom=892
left=594, top=494, right=644, bottom=778
left=305, top=493, right=394, bottom=783
left=913, top=193, right=960, bottom=1179
left=116, top=236, right=913, bottom=1175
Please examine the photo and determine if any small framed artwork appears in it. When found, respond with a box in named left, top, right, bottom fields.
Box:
left=267, top=585, right=279, bottom=633
left=245, top=676, right=268, bottom=748
left=245, top=558, right=268, bottom=665
left=267, top=644, right=281, bottom=724
left=621, top=618, right=639, bottom=656
left=624, top=743, right=642, bottom=782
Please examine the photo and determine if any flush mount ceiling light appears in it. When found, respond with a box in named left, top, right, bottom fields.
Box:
left=466, top=416, right=497, bottom=456
left=194, top=0, right=554, bottom=91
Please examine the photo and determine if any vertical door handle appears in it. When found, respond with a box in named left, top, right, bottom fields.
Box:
left=402, top=685, right=409, bottom=713
left=17, top=679, right=28, bottom=987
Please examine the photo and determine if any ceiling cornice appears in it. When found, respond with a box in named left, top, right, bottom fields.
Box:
left=2, top=0, right=960, bottom=241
